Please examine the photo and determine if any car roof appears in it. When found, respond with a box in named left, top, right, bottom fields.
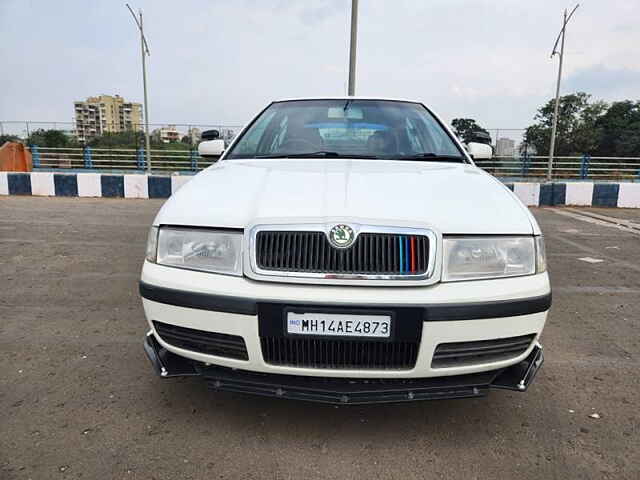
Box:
left=273, top=96, right=422, bottom=104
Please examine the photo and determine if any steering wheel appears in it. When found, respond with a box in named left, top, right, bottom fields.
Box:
left=279, top=138, right=319, bottom=151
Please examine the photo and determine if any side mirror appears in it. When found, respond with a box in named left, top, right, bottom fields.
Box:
left=201, top=129, right=220, bottom=140
left=198, top=139, right=225, bottom=158
left=467, top=142, right=492, bottom=160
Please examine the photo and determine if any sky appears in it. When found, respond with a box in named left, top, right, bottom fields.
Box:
left=1, top=0, right=639, bottom=136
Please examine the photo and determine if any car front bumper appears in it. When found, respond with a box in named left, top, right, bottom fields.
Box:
left=140, top=261, right=550, bottom=402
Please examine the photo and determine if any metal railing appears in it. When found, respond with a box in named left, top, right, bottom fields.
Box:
left=23, top=146, right=640, bottom=180
left=29, top=146, right=215, bottom=172
left=475, top=155, right=640, bottom=180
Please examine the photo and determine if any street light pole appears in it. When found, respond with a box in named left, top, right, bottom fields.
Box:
left=547, top=4, right=579, bottom=181
left=126, top=4, right=152, bottom=173
left=347, top=0, right=358, bottom=96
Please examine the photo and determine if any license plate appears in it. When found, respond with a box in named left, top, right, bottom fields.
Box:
left=286, top=312, right=391, bottom=338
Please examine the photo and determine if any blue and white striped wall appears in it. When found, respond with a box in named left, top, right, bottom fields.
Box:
left=1, top=171, right=639, bottom=207
left=0, top=172, right=192, bottom=199
left=504, top=182, right=640, bottom=208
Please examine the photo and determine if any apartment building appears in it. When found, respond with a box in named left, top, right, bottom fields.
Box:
left=152, top=125, right=181, bottom=143
left=74, top=95, right=142, bottom=142
left=495, top=137, right=516, bottom=157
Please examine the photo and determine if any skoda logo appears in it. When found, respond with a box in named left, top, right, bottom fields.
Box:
left=329, top=224, right=355, bottom=248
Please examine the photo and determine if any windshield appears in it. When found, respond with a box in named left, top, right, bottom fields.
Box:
left=225, top=99, right=465, bottom=161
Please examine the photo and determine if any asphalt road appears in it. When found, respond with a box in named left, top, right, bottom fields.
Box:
left=1, top=197, right=639, bottom=480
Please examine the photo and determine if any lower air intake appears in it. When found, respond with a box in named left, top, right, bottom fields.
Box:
left=432, top=334, right=536, bottom=368
left=153, top=321, right=248, bottom=360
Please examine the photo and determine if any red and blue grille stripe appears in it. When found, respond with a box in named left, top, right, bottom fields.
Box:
left=399, top=235, right=418, bottom=274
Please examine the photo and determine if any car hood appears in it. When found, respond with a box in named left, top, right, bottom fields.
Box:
left=155, top=159, right=535, bottom=234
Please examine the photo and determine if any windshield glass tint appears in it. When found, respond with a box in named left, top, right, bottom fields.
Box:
left=225, top=100, right=464, bottom=160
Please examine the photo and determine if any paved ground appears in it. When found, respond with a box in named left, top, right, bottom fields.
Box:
left=1, top=197, right=638, bottom=480
left=585, top=207, right=640, bottom=222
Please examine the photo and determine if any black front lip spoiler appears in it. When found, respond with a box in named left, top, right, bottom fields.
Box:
left=143, top=333, right=544, bottom=405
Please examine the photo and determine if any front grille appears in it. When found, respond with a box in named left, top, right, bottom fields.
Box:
left=255, top=231, right=429, bottom=276
left=260, top=337, right=418, bottom=370
left=432, top=334, right=535, bottom=368
left=153, top=321, right=248, bottom=360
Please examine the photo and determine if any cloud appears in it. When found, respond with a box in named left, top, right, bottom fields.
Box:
left=564, top=65, right=640, bottom=100
left=0, top=0, right=639, bottom=133
left=297, top=0, right=344, bottom=26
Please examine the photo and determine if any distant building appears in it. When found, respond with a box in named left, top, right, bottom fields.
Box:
left=152, top=125, right=181, bottom=143
left=496, top=137, right=516, bottom=157
left=73, top=94, right=142, bottom=142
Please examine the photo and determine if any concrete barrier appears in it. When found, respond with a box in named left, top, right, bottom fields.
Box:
left=0, top=172, right=193, bottom=199
left=503, top=182, right=640, bottom=208
left=1, top=171, right=639, bottom=207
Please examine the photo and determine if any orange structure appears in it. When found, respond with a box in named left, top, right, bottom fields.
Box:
left=0, top=142, right=32, bottom=172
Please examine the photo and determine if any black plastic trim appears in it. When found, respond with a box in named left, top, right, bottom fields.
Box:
left=424, top=294, right=552, bottom=321
left=198, top=365, right=493, bottom=404
left=139, top=281, right=551, bottom=321
left=139, top=281, right=257, bottom=315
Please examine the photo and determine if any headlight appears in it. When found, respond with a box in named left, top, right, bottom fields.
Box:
left=443, top=236, right=536, bottom=282
left=152, top=227, right=243, bottom=276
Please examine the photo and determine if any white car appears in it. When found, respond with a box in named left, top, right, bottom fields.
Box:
left=140, top=97, right=550, bottom=404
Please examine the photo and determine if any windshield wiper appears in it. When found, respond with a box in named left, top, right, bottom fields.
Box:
left=257, top=151, right=340, bottom=158
left=255, top=151, right=379, bottom=159
left=396, top=153, right=465, bottom=162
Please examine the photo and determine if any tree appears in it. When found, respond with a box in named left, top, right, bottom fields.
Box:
left=0, top=134, right=20, bottom=145
left=88, top=131, right=143, bottom=149
left=451, top=118, right=490, bottom=144
left=27, top=129, right=77, bottom=148
left=522, top=92, right=607, bottom=156
left=594, top=100, right=640, bottom=157
left=86, top=131, right=192, bottom=151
